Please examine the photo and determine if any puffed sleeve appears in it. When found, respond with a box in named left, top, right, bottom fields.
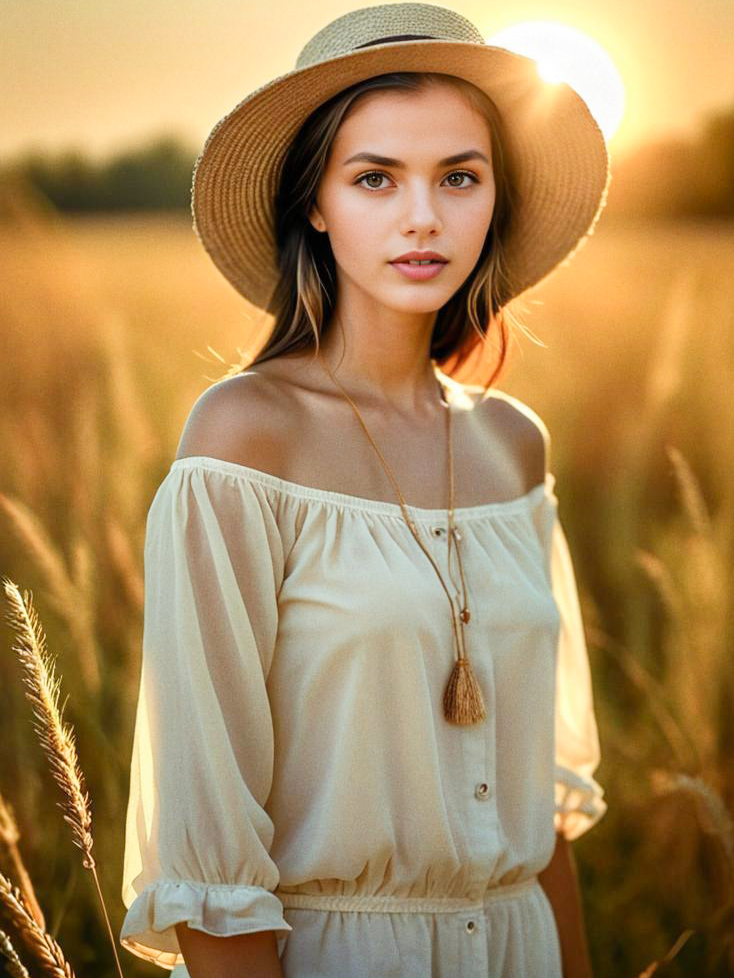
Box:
left=540, top=475, right=608, bottom=841
left=119, top=460, right=292, bottom=970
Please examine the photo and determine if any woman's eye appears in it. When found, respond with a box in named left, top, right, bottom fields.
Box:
left=355, top=170, right=479, bottom=191
left=444, top=170, right=478, bottom=188
left=357, top=171, right=390, bottom=190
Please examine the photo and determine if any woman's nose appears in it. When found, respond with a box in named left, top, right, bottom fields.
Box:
left=399, top=184, right=443, bottom=235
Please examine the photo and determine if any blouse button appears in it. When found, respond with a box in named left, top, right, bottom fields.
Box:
left=475, top=782, right=490, bottom=800
left=465, top=920, right=476, bottom=933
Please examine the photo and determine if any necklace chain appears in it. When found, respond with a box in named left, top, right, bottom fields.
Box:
left=316, top=350, right=486, bottom=724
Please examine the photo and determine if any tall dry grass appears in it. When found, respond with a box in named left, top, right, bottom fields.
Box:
left=506, top=220, right=734, bottom=975
left=1, top=577, right=127, bottom=977
left=0, top=184, right=732, bottom=975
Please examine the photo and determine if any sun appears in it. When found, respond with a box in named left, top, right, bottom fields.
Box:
left=486, top=21, right=626, bottom=142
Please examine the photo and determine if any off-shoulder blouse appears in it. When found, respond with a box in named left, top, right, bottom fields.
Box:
left=119, top=442, right=607, bottom=976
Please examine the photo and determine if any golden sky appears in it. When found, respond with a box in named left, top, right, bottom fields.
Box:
left=2, top=0, right=732, bottom=161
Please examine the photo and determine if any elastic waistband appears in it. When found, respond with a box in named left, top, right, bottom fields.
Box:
left=275, top=874, right=538, bottom=914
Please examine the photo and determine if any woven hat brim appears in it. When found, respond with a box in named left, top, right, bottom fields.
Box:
left=191, top=39, right=610, bottom=311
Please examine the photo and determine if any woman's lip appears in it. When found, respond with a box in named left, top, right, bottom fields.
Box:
left=389, top=260, right=448, bottom=281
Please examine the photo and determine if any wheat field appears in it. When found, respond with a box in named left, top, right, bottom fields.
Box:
left=0, top=201, right=732, bottom=976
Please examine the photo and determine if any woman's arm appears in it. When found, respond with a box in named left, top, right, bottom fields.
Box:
left=538, top=831, right=594, bottom=978
left=174, top=923, right=284, bottom=978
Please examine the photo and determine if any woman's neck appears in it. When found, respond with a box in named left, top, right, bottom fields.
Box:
left=315, top=309, right=443, bottom=415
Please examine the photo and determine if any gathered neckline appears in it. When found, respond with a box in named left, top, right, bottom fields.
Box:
left=170, top=455, right=556, bottom=522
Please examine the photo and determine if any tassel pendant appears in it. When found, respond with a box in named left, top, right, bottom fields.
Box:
left=443, top=656, right=486, bottom=725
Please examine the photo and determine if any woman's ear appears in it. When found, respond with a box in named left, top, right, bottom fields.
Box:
left=308, top=203, right=327, bottom=233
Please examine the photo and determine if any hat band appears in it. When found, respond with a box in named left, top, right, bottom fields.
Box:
left=354, top=33, right=438, bottom=49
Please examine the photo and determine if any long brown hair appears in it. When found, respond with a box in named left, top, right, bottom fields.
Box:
left=235, top=71, right=532, bottom=392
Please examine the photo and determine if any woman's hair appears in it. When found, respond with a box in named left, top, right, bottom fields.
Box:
left=238, top=71, right=528, bottom=391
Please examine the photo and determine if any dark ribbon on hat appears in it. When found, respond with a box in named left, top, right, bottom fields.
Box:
left=355, top=34, right=438, bottom=48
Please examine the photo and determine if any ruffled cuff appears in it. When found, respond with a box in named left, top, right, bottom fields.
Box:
left=554, top=764, right=608, bottom=841
left=120, top=879, right=293, bottom=969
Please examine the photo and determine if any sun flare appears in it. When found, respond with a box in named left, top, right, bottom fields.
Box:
left=486, top=21, right=626, bottom=141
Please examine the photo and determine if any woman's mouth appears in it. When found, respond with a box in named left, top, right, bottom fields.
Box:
left=389, top=259, right=448, bottom=281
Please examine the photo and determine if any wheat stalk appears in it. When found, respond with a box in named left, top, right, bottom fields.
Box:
left=667, top=445, right=712, bottom=537
left=0, top=792, right=45, bottom=930
left=0, top=870, right=74, bottom=977
left=0, top=494, right=76, bottom=619
left=650, top=769, right=734, bottom=894
left=663, top=447, right=725, bottom=767
left=642, top=270, right=695, bottom=424
left=2, top=579, right=95, bottom=868
left=96, top=311, right=160, bottom=531
left=0, top=927, right=32, bottom=978
left=0, top=492, right=101, bottom=697
left=634, top=550, right=683, bottom=622
left=104, top=515, right=144, bottom=613
left=1, top=577, right=126, bottom=978
left=586, top=625, right=700, bottom=769
left=633, top=928, right=695, bottom=977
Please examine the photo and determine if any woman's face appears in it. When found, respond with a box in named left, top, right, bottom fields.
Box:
left=308, top=82, right=497, bottom=317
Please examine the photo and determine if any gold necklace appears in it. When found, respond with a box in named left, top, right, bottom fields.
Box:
left=317, top=352, right=486, bottom=726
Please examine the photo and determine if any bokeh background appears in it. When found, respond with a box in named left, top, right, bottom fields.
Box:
left=1, top=1, right=733, bottom=976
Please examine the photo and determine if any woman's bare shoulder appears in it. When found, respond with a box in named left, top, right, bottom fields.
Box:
left=475, top=389, right=551, bottom=487
left=174, top=368, right=296, bottom=473
left=479, top=388, right=550, bottom=438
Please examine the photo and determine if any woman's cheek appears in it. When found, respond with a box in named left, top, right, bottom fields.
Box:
left=333, top=202, right=385, bottom=264
left=330, top=225, right=370, bottom=273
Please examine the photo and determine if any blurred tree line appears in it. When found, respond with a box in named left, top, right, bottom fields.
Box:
left=606, top=104, right=734, bottom=220
left=0, top=134, right=195, bottom=214
left=1, top=102, right=733, bottom=220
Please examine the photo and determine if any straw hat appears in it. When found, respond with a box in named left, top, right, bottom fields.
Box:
left=191, top=2, right=610, bottom=312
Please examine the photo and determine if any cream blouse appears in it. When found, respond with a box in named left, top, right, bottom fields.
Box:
left=119, top=415, right=607, bottom=975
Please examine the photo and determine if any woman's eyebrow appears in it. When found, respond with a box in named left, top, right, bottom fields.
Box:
left=342, top=149, right=490, bottom=168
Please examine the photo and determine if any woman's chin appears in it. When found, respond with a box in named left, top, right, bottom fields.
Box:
left=376, top=283, right=458, bottom=315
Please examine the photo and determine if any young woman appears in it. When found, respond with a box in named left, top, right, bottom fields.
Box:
left=119, top=5, right=609, bottom=977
